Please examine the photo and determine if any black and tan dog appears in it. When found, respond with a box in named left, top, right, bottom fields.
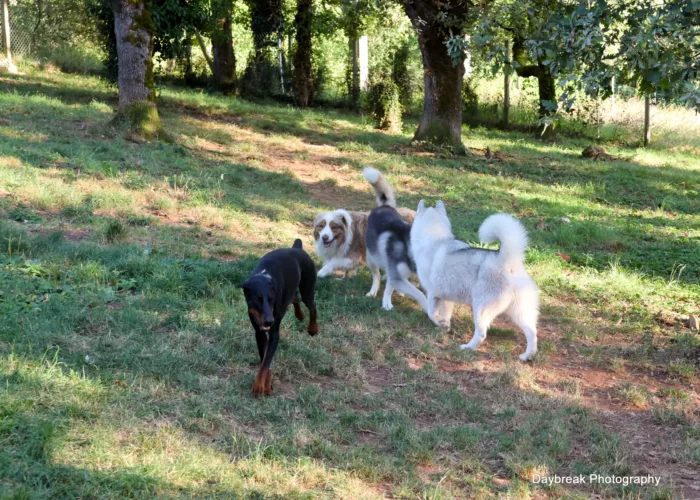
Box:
left=241, top=239, right=319, bottom=396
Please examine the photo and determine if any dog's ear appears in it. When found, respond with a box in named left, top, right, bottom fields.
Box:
left=417, top=200, right=425, bottom=213
left=436, top=200, right=446, bottom=214
left=340, top=214, right=348, bottom=226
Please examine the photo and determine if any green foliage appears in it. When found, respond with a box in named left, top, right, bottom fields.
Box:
left=363, top=79, right=402, bottom=131
left=462, top=77, right=479, bottom=126
left=103, top=220, right=128, bottom=243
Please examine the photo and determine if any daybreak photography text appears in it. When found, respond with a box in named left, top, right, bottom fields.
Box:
left=532, top=474, right=662, bottom=487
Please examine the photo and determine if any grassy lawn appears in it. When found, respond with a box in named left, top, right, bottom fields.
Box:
left=0, top=68, right=699, bottom=499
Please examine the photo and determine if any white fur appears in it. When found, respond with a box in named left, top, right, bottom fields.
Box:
left=315, top=209, right=356, bottom=278
left=411, top=201, right=539, bottom=361
left=363, top=167, right=396, bottom=208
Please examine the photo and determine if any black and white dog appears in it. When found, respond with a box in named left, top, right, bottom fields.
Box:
left=363, top=167, right=432, bottom=316
left=241, top=239, right=319, bottom=396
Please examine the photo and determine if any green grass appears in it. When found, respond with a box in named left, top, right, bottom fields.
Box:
left=1, top=68, right=699, bottom=498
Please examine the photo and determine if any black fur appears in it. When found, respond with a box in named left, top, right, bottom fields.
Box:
left=241, top=239, right=318, bottom=396
left=366, top=205, right=414, bottom=278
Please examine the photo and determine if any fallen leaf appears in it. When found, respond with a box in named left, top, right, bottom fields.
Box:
left=556, top=252, right=571, bottom=262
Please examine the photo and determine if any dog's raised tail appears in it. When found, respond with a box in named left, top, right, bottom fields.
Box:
left=363, top=167, right=396, bottom=208
left=479, top=214, right=528, bottom=268
left=292, top=239, right=303, bottom=249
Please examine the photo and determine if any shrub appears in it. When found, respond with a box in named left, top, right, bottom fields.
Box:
left=462, top=78, right=479, bottom=126
left=364, top=79, right=402, bottom=132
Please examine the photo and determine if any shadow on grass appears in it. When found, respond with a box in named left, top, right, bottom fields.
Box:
left=0, top=221, right=696, bottom=498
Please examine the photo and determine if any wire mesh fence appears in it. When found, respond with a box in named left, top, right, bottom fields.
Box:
left=1, top=0, right=59, bottom=58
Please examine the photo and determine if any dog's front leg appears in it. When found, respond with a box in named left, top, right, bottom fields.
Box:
left=382, top=283, right=394, bottom=310
left=317, top=262, right=336, bottom=278
left=435, top=300, right=455, bottom=330
left=427, top=293, right=443, bottom=327
left=366, top=261, right=381, bottom=297
left=254, top=328, right=268, bottom=361
left=252, top=326, right=280, bottom=397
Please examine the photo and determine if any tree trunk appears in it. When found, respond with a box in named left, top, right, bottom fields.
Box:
left=194, top=30, right=215, bottom=74
left=112, top=0, right=161, bottom=138
left=294, top=0, right=312, bottom=107
left=211, top=1, right=236, bottom=93
left=512, top=38, right=556, bottom=139
left=536, top=64, right=556, bottom=138
left=349, top=34, right=359, bottom=108
left=644, top=94, right=651, bottom=147
left=403, top=0, right=465, bottom=151
left=503, top=41, right=510, bottom=128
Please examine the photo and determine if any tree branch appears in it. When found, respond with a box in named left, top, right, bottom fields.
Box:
left=194, top=29, right=215, bottom=75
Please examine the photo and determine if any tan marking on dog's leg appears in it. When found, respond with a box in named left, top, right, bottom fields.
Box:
left=307, top=309, right=319, bottom=336
left=293, top=300, right=305, bottom=320
left=252, top=365, right=272, bottom=396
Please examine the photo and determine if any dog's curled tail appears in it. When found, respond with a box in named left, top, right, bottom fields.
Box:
left=479, top=214, right=528, bottom=269
left=292, top=239, right=303, bottom=249
left=363, top=167, right=396, bottom=208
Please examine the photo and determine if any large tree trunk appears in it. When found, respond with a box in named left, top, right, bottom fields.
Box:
left=403, top=0, right=465, bottom=152
left=294, top=0, right=312, bottom=107
left=112, top=0, right=161, bottom=138
left=211, top=1, right=236, bottom=93
left=512, top=38, right=556, bottom=138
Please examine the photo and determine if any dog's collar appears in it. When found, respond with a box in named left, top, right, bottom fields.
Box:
left=253, top=269, right=272, bottom=281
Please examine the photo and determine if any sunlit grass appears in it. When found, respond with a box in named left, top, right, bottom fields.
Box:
left=0, top=69, right=698, bottom=498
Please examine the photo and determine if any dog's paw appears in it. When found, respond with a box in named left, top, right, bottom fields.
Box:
left=460, top=342, right=479, bottom=351
left=252, top=368, right=273, bottom=397
left=519, top=352, right=535, bottom=362
left=317, top=269, right=330, bottom=278
left=439, top=319, right=451, bottom=330
left=307, top=321, right=319, bottom=336
left=382, top=302, right=394, bottom=311
left=366, top=290, right=377, bottom=298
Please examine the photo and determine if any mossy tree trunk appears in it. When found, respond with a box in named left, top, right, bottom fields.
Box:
left=112, top=0, right=162, bottom=138
left=212, top=0, right=236, bottom=93
left=512, top=37, right=556, bottom=138
left=294, top=0, right=312, bottom=107
left=402, top=0, right=466, bottom=152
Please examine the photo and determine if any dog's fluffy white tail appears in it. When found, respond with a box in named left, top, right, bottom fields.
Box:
left=479, top=214, right=528, bottom=268
left=363, top=167, right=396, bottom=208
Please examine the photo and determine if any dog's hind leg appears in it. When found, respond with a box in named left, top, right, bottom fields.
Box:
left=299, top=275, right=319, bottom=336
left=366, top=258, right=381, bottom=298
left=460, top=299, right=504, bottom=351
left=292, top=291, right=305, bottom=321
left=507, top=296, right=539, bottom=361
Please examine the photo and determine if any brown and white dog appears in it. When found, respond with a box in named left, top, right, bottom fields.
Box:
left=314, top=170, right=415, bottom=278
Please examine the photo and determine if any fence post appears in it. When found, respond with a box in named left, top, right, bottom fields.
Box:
left=1, top=0, right=11, bottom=62
left=644, top=94, right=651, bottom=147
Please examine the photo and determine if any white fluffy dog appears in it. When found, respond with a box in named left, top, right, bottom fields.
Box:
left=410, top=201, right=539, bottom=360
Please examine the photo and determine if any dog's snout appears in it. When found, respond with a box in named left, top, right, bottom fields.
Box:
left=321, top=235, right=329, bottom=242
